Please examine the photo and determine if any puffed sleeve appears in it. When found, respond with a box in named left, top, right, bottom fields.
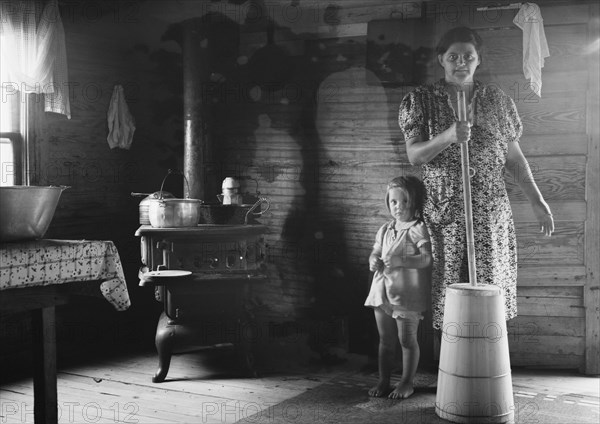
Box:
left=398, top=91, right=424, bottom=140
left=372, top=224, right=387, bottom=255
left=503, top=93, right=523, bottom=143
left=412, top=221, right=431, bottom=248
left=481, top=85, right=523, bottom=143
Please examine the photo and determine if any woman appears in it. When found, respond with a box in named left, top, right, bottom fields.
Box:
left=398, top=27, right=554, bottom=331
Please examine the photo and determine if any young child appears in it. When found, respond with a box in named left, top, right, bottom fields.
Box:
left=364, top=175, right=432, bottom=399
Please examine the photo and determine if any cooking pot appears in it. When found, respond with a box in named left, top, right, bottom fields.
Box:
left=146, top=169, right=204, bottom=228
left=132, top=191, right=175, bottom=225
left=148, top=198, right=203, bottom=227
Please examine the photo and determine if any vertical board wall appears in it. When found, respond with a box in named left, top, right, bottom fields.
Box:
left=19, top=0, right=597, bottom=373
left=210, top=0, right=599, bottom=372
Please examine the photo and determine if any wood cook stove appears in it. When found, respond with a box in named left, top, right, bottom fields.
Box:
left=134, top=17, right=271, bottom=383
left=136, top=224, right=267, bottom=382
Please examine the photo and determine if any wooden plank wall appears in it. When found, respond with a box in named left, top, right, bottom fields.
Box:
left=584, top=2, right=600, bottom=377
left=462, top=2, right=595, bottom=372
left=1, top=1, right=184, bottom=362
left=7, top=0, right=595, bottom=373
left=207, top=0, right=598, bottom=372
left=31, top=1, right=192, bottom=279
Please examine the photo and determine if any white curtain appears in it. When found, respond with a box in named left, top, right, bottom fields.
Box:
left=0, top=0, right=71, bottom=118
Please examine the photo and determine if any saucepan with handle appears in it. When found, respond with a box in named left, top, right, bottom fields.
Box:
left=147, top=170, right=204, bottom=228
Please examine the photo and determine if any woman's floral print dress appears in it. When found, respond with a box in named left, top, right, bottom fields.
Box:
left=398, top=80, right=521, bottom=330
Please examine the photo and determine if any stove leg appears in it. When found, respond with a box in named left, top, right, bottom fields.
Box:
left=237, top=316, right=259, bottom=378
left=237, top=347, right=258, bottom=378
left=153, top=312, right=174, bottom=383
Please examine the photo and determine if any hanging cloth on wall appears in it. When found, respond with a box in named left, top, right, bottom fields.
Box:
left=107, top=85, right=136, bottom=150
left=44, top=0, right=70, bottom=118
left=513, top=2, right=550, bottom=97
left=0, top=0, right=71, bottom=118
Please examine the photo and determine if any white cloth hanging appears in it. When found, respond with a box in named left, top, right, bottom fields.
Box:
left=44, top=0, right=70, bottom=118
left=107, top=85, right=136, bottom=150
left=0, top=0, right=71, bottom=118
left=513, top=2, right=550, bottom=97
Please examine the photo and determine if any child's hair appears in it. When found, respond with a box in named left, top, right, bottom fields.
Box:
left=385, top=175, right=426, bottom=220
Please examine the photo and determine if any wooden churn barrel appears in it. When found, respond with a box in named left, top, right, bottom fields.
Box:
left=435, top=283, right=514, bottom=423
left=435, top=90, right=514, bottom=423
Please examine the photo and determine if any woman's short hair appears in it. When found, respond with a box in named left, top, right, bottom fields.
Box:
left=385, top=175, right=427, bottom=219
left=436, top=26, right=484, bottom=57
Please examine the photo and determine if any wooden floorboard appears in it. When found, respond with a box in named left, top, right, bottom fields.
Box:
left=0, top=347, right=334, bottom=424
left=1, top=346, right=598, bottom=424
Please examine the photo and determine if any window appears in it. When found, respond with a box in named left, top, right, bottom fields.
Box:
left=0, top=72, right=25, bottom=186
left=1, top=0, right=71, bottom=186
left=0, top=33, right=25, bottom=186
left=0, top=137, right=21, bottom=186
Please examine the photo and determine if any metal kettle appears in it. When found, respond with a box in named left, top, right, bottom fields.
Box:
left=131, top=191, right=175, bottom=225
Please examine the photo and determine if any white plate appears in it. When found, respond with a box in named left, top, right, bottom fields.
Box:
left=141, top=270, right=192, bottom=285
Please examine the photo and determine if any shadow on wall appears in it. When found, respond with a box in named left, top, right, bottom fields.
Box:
left=147, top=3, right=410, bottom=355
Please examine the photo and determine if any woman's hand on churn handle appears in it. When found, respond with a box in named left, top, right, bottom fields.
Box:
left=444, top=121, right=471, bottom=145
left=454, top=120, right=472, bottom=144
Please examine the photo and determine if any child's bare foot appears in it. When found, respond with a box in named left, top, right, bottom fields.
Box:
left=388, top=381, right=414, bottom=399
left=368, top=381, right=391, bottom=397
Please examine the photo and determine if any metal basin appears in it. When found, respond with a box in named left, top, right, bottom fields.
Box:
left=0, top=186, right=68, bottom=242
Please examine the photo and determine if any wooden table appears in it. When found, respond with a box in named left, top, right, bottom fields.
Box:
left=0, top=239, right=131, bottom=424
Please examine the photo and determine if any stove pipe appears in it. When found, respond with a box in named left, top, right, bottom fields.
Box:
left=182, top=18, right=207, bottom=200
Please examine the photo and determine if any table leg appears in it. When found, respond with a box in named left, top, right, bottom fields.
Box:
left=32, top=306, right=57, bottom=424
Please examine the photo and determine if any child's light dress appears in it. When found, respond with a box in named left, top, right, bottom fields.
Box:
left=364, top=219, right=432, bottom=320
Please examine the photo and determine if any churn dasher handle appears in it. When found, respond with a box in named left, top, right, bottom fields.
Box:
left=457, top=90, right=478, bottom=287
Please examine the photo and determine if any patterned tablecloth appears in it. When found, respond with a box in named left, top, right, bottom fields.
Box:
left=0, top=239, right=131, bottom=311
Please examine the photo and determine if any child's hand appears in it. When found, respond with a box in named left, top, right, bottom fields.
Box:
left=383, top=255, right=403, bottom=269
left=369, top=255, right=384, bottom=272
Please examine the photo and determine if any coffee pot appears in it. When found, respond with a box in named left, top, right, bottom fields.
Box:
left=218, top=177, right=242, bottom=205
